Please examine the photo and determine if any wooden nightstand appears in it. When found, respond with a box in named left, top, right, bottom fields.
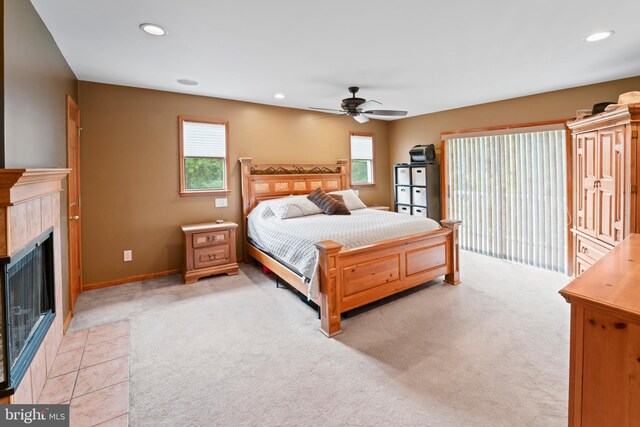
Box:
left=368, top=206, right=390, bottom=211
left=181, top=221, right=239, bottom=284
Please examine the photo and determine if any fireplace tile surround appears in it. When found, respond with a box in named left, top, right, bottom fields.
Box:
left=0, top=168, right=69, bottom=403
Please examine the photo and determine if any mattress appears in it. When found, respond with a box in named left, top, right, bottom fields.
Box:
left=247, top=201, right=441, bottom=298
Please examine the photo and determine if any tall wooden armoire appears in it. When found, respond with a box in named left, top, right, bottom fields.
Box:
left=568, top=104, right=640, bottom=276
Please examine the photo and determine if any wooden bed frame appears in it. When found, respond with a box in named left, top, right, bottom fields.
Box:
left=239, top=158, right=461, bottom=337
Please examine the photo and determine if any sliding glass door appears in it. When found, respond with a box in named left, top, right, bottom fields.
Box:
left=444, top=126, right=568, bottom=273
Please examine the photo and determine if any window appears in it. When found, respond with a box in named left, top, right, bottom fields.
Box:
left=349, top=132, right=374, bottom=186
left=179, top=117, right=229, bottom=196
left=444, top=124, right=568, bottom=273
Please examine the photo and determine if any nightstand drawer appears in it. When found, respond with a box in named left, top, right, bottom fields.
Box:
left=193, top=230, right=229, bottom=248
left=194, top=245, right=229, bottom=268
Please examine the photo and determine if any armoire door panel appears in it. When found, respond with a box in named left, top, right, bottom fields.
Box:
left=576, top=137, right=585, bottom=230
left=576, top=132, right=598, bottom=237
left=597, top=129, right=615, bottom=244
left=596, top=127, right=625, bottom=245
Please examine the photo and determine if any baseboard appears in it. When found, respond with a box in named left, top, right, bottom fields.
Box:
left=83, top=269, right=181, bottom=291
left=63, top=310, right=72, bottom=333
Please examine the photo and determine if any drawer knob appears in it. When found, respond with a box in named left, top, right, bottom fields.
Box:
left=208, top=254, right=216, bottom=260
left=581, top=247, right=588, bottom=254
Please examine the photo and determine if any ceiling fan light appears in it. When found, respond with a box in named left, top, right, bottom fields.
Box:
left=354, top=114, right=369, bottom=123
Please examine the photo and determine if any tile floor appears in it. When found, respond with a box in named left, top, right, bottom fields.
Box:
left=38, top=320, right=130, bottom=427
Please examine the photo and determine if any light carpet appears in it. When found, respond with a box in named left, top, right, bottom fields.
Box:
left=70, top=251, right=570, bottom=426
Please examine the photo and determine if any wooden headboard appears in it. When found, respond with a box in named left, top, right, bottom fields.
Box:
left=239, top=157, right=350, bottom=224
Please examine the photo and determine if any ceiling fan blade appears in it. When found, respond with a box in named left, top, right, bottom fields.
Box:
left=357, top=100, right=382, bottom=112
left=363, top=110, right=408, bottom=117
left=309, top=107, right=345, bottom=113
left=353, top=113, right=369, bottom=123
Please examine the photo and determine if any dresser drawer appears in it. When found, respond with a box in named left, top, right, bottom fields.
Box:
left=193, top=230, right=229, bottom=248
left=194, top=245, right=229, bottom=269
left=576, top=235, right=610, bottom=265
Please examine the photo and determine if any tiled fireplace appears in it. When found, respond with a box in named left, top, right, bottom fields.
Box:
left=0, top=169, right=70, bottom=403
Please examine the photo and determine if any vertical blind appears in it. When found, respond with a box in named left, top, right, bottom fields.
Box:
left=445, top=128, right=568, bottom=273
left=183, top=121, right=226, bottom=158
left=350, top=134, right=373, bottom=160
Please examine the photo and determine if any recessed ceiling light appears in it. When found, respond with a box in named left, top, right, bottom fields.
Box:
left=274, top=93, right=285, bottom=99
left=177, top=79, right=198, bottom=86
left=585, top=31, right=614, bottom=42
left=139, top=23, right=167, bottom=36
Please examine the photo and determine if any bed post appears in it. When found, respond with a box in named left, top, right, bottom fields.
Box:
left=337, top=159, right=350, bottom=189
left=239, top=157, right=253, bottom=263
left=315, top=240, right=343, bottom=337
left=442, top=219, right=462, bottom=285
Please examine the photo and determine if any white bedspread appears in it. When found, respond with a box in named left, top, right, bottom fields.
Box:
left=247, top=202, right=441, bottom=298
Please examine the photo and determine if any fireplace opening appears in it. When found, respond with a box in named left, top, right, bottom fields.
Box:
left=0, top=228, right=55, bottom=391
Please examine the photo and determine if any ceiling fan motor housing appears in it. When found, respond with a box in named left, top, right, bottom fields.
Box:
left=341, top=97, right=366, bottom=114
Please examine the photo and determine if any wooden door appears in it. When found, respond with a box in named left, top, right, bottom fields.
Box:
left=596, top=126, right=625, bottom=245
left=575, top=132, right=598, bottom=237
left=66, top=96, right=82, bottom=308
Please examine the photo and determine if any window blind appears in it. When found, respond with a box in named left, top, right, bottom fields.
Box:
left=183, top=121, right=226, bottom=158
left=445, top=128, right=568, bottom=273
left=351, top=135, right=373, bottom=159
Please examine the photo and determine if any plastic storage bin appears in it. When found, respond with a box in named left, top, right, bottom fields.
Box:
left=411, top=167, right=426, bottom=185
left=397, top=186, right=411, bottom=204
left=396, top=167, right=410, bottom=185
left=412, top=206, right=427, bottom=217
left=397, top=205, right=411, bottom=215
left=412, top=187, right=427, bottom=206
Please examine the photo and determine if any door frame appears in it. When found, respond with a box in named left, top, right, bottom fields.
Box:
left=66, top=95, right=82, bottom=309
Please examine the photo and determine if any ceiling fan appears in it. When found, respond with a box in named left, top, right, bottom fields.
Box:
left=309, top=87, right=408, bottom=123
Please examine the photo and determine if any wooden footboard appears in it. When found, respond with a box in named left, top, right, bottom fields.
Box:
left=315, top=219, right=462, bottom=337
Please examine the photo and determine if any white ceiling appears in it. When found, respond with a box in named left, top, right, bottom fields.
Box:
left=32, top=0, right=640, bottom=119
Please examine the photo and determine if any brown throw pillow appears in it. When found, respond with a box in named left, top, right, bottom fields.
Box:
left=329, top=194, right=351, bottom=216
left=307, top=188, right=350, bottom=215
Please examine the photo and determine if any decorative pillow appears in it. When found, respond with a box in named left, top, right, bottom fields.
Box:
left=307, top=188, right=346, bottom=215
left=329, top=194, right=351, bottom=216
left=268, top=195, right=323, bottom=219
left=328, top=189, right=367, bottom=210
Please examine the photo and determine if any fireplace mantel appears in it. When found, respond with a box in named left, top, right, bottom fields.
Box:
left=0, top=169, right=70, bottom=207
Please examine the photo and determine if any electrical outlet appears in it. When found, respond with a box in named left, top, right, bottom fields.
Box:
left=123, top=250, right=132, bottom=262
left=215, top=197, right=228, bottom=208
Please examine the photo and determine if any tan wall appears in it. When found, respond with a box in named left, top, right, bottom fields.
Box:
left=389, top=76, right=640, bottom=169
left=3, top=0, right=78, bottom=316
left=78, top=82, right=391, bottom=285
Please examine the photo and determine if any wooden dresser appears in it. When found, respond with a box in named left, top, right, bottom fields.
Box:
left=560, top=234, right=640, bottom=426
left=181, top=221, right=239, bottom=284
left=568, top=104, right=639, bottom=276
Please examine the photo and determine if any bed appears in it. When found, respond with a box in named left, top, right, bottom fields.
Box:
left=239, top=157, right=462, bottom=337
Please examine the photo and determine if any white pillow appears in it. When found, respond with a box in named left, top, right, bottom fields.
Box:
left=268, top=195, right=323, bottom=219
left=328, top=190, right=367, bottom=210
